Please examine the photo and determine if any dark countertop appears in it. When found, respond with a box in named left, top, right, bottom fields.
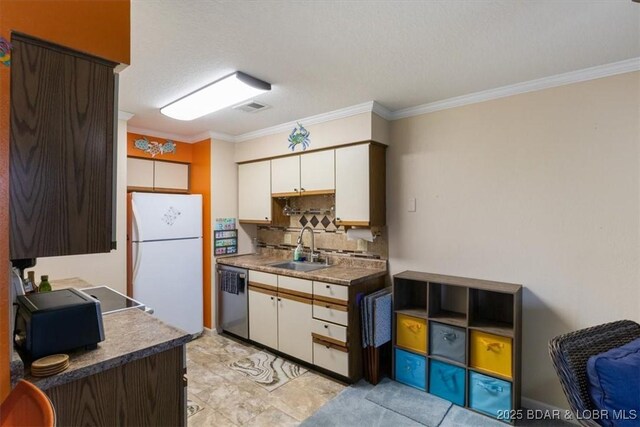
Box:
left=15, top=284, right=191, bottom=390
left=216, top=252, right=387, bottom=286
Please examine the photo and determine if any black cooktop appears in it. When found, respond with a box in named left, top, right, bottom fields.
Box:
left=80, top=286, right=143, bottom=314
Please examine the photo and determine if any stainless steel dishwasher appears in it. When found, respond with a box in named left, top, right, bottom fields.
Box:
left=216, top=265, right=248, bottom=339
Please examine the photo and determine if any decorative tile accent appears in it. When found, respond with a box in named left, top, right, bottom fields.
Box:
left=229, top=351, right=307, bottom=392
left=187, top=399, right=204, bottom=418
left=310, top=215, right=319, bottom=228
left=321, top=216, right=331, bottom=228
left=299, top=216, right=308, bottom=227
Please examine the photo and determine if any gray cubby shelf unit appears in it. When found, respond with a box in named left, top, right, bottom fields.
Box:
left=392, top=271, right=523, bottom=425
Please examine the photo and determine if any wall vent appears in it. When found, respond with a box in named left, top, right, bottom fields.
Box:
left=233, top=100, right=270, bottom=113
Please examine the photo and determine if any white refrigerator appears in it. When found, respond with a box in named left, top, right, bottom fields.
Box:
left=130, top=192, right=203, bottom=335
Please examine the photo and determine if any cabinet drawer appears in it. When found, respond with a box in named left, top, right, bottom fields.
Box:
left=313, top=281, right=348, bottom=304
left=469, top=372, right=512, bottom=420
left=278, top=275, right=312, bottom=297
left=311, top=319, right=347, bottom=345
left=249, top=271, right=278, bottom=288
left=430, top=322, right=466, bottom=364
left=428, top=359, right=466, bottom=406
left=394, top=348, right=426, bottom=391
left=313, top=339, right=349, bottom=377
left=313, top=301, right=348, bottom=326
left=469, top=330, right=512, bottom=379
left=396, top=314, right=427, bottom=354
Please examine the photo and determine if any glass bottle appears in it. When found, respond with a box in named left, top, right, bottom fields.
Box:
left=25, top=271, right=36, bottom=293
left=38, top=275, right=52, bottom=292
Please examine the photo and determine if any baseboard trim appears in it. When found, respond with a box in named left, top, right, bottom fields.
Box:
left=522, top=396, right=579, bottom=425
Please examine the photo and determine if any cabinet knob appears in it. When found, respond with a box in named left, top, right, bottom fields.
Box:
left=325, top=285, right=330, bottom=289
left=294, top=188, right=298, bottom=192
left=325, top=304, right=330, bottom=309
left=265, top=217, right=268, bottom=220
left=301, top=188, right=305, bottom=192
left=270, top=296, right=274, bottom=300
left=324, top=324, right=328, bottom=329
left=336, top=217, right=341, bottom=221
left=278, top=298, right=282, bottom=301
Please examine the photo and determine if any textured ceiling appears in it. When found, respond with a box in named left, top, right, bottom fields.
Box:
left=119, top=0, right=640, bottom=138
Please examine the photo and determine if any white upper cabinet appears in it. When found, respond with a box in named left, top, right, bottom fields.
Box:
left=335, top=143, right=386, bottom=226
left=154, top=161, right=189, bottom=191
left=300, top=150, right=335, bottom=194
left=239, top=160, right=272, bottom=223
left=335, top=144, right=371, bottom=224
left=127, top=157, right=189, bottom=192
left=127, top=157, right=154, bottom=189
left=271, top=156, right=300, bottom=196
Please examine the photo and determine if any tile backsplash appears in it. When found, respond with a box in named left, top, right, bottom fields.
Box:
left=257, top=194, right=388, bottom=259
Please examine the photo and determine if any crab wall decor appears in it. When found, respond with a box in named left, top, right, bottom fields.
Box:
left=0, top=37, right=12, bottom=67
left=134, top=136, right=177, bottom=157
left=288, top=122, right=310, bottom=152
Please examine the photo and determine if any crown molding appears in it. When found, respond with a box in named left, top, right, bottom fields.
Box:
left=371, top=101, right=393, bottom=120
left=390, top=57, right=640, bottom=120
left=234, top=101, right=379, bottom=143
left=118, top=111, right=134, bottom=121
left=208, top=131, right=237, bottom=143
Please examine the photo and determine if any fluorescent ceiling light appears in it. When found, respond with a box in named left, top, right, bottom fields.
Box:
left=160, top=72, right=271, bottom=121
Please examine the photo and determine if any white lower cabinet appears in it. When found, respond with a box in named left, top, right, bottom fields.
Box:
left=277, top=294, right=313, bottom=363
left=313, top=340, right=349, bottom=377
left=248, top=288, right=278, bottom=349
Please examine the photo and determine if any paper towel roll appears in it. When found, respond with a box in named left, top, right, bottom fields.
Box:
left=346, top=228, right=375, bottom=242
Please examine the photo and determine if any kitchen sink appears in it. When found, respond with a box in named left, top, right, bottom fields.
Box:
left=269, top=261, right=329, bottom=272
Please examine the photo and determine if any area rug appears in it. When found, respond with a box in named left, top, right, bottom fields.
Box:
left=364, top=378, right=451, bottom=426
left=186, top=399, right=203, bottom=418
left=228, top=351, right=307, bottom=391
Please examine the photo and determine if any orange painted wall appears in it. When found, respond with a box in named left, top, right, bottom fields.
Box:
left=0, top=0, right=130, bottom=402
left=191, top=139, right=212, bottom=328
left=127, top=133, right=193, bottom=162
left=127, top=133, right=213, bottom=329
left=1, top=0, right=130, bottom=64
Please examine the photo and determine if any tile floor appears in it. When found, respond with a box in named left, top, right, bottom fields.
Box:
left=186, top=331, right=346, bottom=426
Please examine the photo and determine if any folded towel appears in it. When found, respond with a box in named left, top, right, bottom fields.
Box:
left=221, top=271, right=241, bottom=295
left=373, top=293, right=392, bottom=348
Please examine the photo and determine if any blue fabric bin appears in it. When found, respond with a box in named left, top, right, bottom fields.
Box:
left=428, top=359, right=466, bottom=406
left=395, top=348, right=427, bottom=391
left=469, top=371, right=512, bottom=420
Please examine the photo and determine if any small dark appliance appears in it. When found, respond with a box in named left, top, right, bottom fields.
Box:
left=14, top=288, right=105, bottom=360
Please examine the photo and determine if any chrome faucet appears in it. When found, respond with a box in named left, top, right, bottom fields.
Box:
left=297, top=225, right=319, bottom=263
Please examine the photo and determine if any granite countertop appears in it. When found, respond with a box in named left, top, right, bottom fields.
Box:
left=14, top=279, right=191, bottom=390
left=217, top=252, right=387, bottom=286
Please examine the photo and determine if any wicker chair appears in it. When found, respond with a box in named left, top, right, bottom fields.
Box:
left=548, top=320, right=640, bottom=427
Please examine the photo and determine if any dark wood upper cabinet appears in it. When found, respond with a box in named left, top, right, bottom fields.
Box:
left=10, top=33, right=118, bottom=259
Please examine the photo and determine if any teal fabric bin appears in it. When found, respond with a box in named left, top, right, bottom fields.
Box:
left=430, top=322, right=466, bottom=364
left=469, top=371, right=512, bottom=420
left=428, top=359, right=465, bottom=406
left=395, top=348, right=427, bottom=391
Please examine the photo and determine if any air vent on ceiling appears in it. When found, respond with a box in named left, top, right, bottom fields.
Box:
left=233, top=100, right=271, bottom=113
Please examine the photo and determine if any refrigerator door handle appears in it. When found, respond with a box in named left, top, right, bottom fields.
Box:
left=132, top=242, right=143, bottom=285
left=131, top=198, right=143, bottom=242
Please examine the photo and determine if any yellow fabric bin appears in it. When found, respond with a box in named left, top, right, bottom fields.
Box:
left=470, top=330, right=513, bottom=379
left=396, top=314, right=427, bottom=353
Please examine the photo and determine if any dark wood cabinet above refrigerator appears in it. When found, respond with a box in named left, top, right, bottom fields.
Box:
left=9, top=33, right=118, bottom=259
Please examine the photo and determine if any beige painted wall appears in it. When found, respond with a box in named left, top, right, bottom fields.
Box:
left=210, top=137, right=256, bottom=327
left=234, top=112, right=379, bottom=163
left=387, top=72, right=640, bottom=408
left=35, top=119, right=129, bottom=295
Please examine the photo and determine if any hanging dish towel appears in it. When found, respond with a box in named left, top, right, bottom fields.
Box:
left=221, top=271, right=241, bottom=295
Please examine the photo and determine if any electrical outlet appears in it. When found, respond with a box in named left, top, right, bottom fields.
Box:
left=284, top=233, right=292, bottom=245
left=357, top=239, right=368, bottom=252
